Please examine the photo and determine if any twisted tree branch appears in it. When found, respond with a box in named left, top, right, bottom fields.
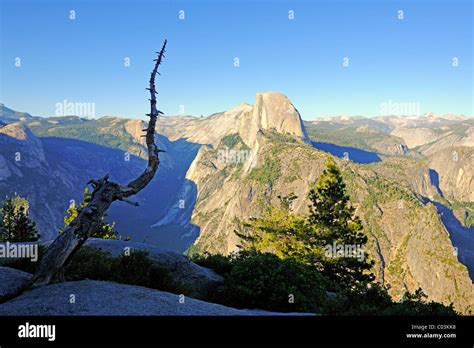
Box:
left=24, top=40, right=168, bottom=289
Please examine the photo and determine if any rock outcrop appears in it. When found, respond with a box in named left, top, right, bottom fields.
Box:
left=0, top=267, right=31, bottom=298
left=0, top=269, right=310, bottom=315
left=238, top=92, right=309, bottom=147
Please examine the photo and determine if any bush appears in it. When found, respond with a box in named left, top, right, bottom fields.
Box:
left=321, top=284, right=456, bottom=316
left=67, top=247, right=183, bottom=293
left=248, top=159, right=281, bottom=185
left=202, top=251, right=328, bottom=313
left=321, top=283, right=394, bottom=315
left=66, top=246, right=115, bottom=281
left=0, top=194, right=40, bottom=242
left=109, top=250, right=179, bottom=293
left=192, top=253, right=233, bottom=276
left=386, top=288, right=456, bottom=316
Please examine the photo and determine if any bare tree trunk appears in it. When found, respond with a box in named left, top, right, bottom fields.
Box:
left=29, top=40, right=168, bottom=288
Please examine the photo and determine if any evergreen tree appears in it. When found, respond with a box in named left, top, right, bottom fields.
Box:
left=306, top=157, right=374, bottom=287
left=237, top=157, right=374, bottom=288
left=62, top=187, right=119, bottom=240
left=0, top=194, right=39, bottom=242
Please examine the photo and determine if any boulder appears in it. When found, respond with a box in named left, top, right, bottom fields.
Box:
left=0, top=266, right=31, bottom=298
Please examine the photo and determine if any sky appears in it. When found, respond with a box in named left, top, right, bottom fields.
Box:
left=0, top=0, right=472, bottom=120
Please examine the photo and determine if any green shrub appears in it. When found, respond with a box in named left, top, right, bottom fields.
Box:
left=192, top=252, right=233, bottom=276
left=109, top=250, right=180, bottom=293
left=321, top=283, right=394, bottom=315
left=66, top=246, right=115, bottom=281
left=386, top=288, right=456, bottom=315
left=201, top=251, right=328, bottom=313
left=321, top=284, right=456, bottom=315
left=220, top=134, right=249, bottom=150
left=69, top=248, right=183, bottom=293
left=248, top=159, right=281, bottom=185
left=0, top=194, right=40, bottom=242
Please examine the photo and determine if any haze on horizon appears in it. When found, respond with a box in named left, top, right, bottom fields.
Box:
left=0, top=0, right=472, bottom=120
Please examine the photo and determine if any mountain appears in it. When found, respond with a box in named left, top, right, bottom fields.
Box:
left=1, top=97, right=473, bottom=312
left=155, top=92, right=309, bottom=148
left=0, top=104, right=35, bottom=123
left=305, top=122, right=408, bottom=156
left=183, top=126, right=474, bottom=312
left=305, top=114, right=473, bottom=203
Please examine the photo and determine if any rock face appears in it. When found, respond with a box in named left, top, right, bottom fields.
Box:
left=0, top=124, right=147, bottom=241
left=157, top=104, right=250, bottom=148
left=389, top=118, right=474, bottom=154
left=0, top=124, right=70, bottom=239
left=0, top=123, right=46, bottom=168
left=83, top=238, right=223, bottom=299
left=0, top=278, right=310, bottom=316
left=238, top=92, right=309, bottom=147
left=0, top=267, right=309, bottom=315
left=428, top=146, right=474, bottom=202
left=390, top=127, right=440, bottom=148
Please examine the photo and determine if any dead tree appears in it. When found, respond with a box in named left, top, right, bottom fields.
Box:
left=28, top=40, right=168, bottom=288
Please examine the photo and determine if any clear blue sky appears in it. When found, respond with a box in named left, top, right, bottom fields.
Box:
left=0, top=0, right=472, bottom=120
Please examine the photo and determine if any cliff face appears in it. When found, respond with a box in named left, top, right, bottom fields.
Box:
left=0, top=125, right=153, bottom=241
left=0, top=123, right=46, bottom=169
left=390, top=127, right=440, bottom=148
left=428, top=146, right=474, bottom=202
left=186, top=134, right=474, bottom=313
left=0, top=123, right=70, bottom=239
left=238, top=92, right=309, bottom=147
left=390, top=118, right=474, bottom=155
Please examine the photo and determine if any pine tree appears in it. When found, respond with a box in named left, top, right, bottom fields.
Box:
left=62, top=187, right=119, bottom=240
left=306, top=157, right=374, bottom=287
left=0, top=194, right=39, bottom=242
left=237, top=157, right=374, bottom=288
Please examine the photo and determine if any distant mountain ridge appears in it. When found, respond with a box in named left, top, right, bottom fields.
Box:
left=1, top=97, right=473, bottom=313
